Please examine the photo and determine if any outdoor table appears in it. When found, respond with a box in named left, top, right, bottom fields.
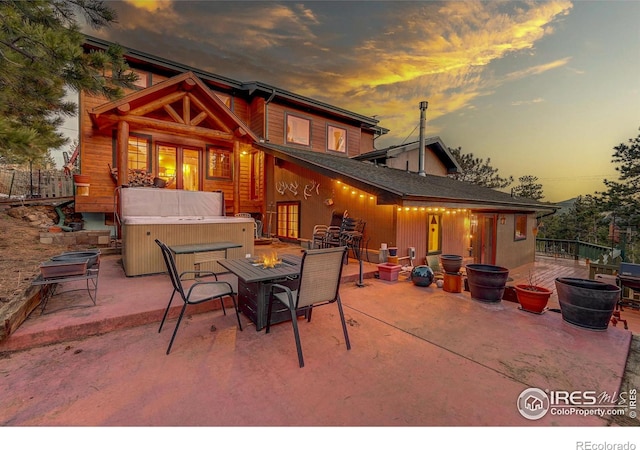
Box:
left=219, top=255, right=303, bottom=331
left=31, top=265, right=100, bottom=315
left=169, top=241, right=242, bottom=278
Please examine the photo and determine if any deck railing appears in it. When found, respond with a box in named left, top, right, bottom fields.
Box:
left=535, top=238, right=616, bottom=262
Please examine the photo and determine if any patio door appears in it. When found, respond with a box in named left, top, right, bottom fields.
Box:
left=157, top=144, right=201, bottom=190
left=276, top=201, right=300, bottom=240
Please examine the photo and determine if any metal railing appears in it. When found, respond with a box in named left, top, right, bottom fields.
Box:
left=535, top=238, right=616, bottom=262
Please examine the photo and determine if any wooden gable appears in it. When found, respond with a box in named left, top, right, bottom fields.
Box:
left=89, top=71, right=258, bottom=143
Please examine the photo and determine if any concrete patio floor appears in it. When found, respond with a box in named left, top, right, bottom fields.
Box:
left=1, top=245, right=639, bottom=431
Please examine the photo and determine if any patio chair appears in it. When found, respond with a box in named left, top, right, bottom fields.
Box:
left=312, top=224, right=329, bottom=249
left=426, top=255, right=442, bottom=275
left=155, top=239, right=243, bottom=355
left=266, top=246, right=351, bottom=368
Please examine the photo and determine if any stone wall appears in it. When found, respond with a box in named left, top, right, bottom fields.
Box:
left=39, top=229, right=111, bottom=247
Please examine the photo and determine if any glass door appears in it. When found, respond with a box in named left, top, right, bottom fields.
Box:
left=157, top=144, right=201, bottom=190
left=276, top=201, right=300, bottom=239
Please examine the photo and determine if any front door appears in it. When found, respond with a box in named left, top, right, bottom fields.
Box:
left=157, top=144, right=201, bottom=190
left=479, top=215, right=497, bottom=264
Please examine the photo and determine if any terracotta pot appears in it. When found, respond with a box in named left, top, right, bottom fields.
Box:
left=73, top=174, right=90, bottom=184
left=515, top=284, right=552, bottom=314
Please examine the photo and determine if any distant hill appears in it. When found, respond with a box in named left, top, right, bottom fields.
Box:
left=554, top=197, right=578, bottom=214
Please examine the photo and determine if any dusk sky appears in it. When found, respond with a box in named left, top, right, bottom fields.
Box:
left=66, top=0, right=640, bottom=202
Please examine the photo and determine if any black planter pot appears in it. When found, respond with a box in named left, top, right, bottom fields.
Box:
left=465, top=264, right=510, bottom=303
left=555, top=277, right=621, bottom=330
left=51, top=249, right=101, bottom=268
left=440, top=254, right=463, bottom=274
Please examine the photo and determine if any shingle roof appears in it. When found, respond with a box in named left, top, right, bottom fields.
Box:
left=353, top=136, right=461, bottom=174
left=257, top=143, right=558, bottom=212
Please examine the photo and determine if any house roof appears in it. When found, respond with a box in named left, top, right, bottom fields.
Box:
left=353, top=136, right=462, bottom=174
left=83, top=35, right=388, bottom=136
left=256, top=143, right=558, bottom=212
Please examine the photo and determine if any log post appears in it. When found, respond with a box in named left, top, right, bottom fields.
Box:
left=117, top=120, right=130, bottom=186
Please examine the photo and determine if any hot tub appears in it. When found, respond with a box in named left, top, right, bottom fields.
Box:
left=118, top=188, right=255, bottom=276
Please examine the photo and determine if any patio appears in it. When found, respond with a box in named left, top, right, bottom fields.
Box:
left=0, top=244, right=638, bottom=427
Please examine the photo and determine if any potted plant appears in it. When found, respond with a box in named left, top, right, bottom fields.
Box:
left=515, top=271, right=552, bottom=314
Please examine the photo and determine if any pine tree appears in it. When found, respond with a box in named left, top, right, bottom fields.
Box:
left=447, top=146, right=513, bottom=189
left=600, top=128, right=640, bottom=228
left=0, top=0, right=137, bottom=164
left=511, top=175, right=545, bottom=200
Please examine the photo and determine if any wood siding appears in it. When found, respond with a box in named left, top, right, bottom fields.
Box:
left=271, top=160, right=395, bottom=253
left=396, top=208, right=470, bottom=264
left=265, top=102, right=371, bottom=156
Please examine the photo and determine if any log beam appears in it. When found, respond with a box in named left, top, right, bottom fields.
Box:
left=102, top=114, right=234, bottom=142
left=128, top=91, right=186, bottom=117
left=163, top=104, right=184, bottom=124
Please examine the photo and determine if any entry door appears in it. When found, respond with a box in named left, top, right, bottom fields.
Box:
left=157, top=144, right=201, bottom=190
left=479, top=215, right=497, bottom=264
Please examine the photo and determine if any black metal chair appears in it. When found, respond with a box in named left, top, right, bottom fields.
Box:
left=155, top=239, right=242, bottom=354
left=266, top=246, right=351, bottom=368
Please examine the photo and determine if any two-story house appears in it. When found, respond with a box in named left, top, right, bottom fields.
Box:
left=74, top=35, right=556, bottom=272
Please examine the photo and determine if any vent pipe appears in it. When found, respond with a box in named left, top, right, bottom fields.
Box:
left=418, top=101, right=428, bottom=176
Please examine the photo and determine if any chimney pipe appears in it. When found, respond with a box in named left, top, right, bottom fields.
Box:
left=418, top=101, right=428, bottom=176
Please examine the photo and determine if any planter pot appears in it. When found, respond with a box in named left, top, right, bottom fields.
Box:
left=440, top=254, right=463, bottom=274
left=443, top=272, right=462, bottom=293
left=411, top=265, right=435, bottom=287
left=555, top=277, right=621, bottom=330
left=73, top=174, right=90, bottom=184
left=465, top=264, right=510, bottom=303
left=515, top=284, right=552, bottom=314
left=51, top=250, right=100, bottom=268
left=377, top=263, right=402, bottom=282
left=388, top=247, right=398, bottom=257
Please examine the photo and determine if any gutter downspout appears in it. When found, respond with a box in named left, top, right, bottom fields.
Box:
left=418, top=101, right=428, bottom=176
left=264, top=88, right=277, bottom=142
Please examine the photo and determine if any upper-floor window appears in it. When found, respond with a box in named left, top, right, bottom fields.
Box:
left=286, top=113, right=310, bottom=146
left=206, top=145, right=233, bottom=180
left=327, top=124, right=347, bottom=153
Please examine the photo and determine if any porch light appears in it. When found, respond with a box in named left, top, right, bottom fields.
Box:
left=500, top=216, right=506, bottom=225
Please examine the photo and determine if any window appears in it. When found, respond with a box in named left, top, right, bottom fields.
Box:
left=250, top=152, right=261, bottom=200
left=515, top=214, right=527, bottom=241
left=276, top=201, right=300, bottom=239
left=206, top=145, right=233, bottom=180
left=112, top=132, right=151, bottom=171
left=128, top=135, right=150, bottom=170
left=327, top=125, right=346, bottom=153
left=286, top=114, right=310, bottom=146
